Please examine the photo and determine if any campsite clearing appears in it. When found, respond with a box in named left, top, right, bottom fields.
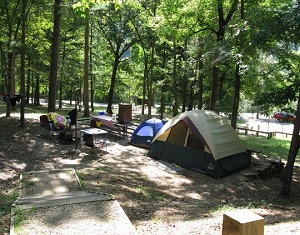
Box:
left=0, top=115, right=300, bottom=234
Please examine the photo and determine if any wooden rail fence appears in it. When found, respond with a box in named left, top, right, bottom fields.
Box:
left=236, top=124, right=292, bottom=139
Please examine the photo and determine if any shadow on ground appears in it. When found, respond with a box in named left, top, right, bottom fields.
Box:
left=1, top=116, right=300, bottom=235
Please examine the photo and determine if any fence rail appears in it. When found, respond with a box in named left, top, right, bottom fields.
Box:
left=236, top=126, right=292, bottom=139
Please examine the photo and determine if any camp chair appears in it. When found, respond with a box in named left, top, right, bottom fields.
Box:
left=39, top=115, right=49, bottom=130
left=68, top=108, right=77, bottom=126
left=40, top=113, right=72, bottom=141
left=58, top=109, right=79, bottom=145
left=40, top=114, right=64, bottom=140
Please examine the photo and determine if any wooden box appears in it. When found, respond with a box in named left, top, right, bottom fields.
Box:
left=222, top=209, right=264, bottom=235
left=118, top=103, right=132, bottom=124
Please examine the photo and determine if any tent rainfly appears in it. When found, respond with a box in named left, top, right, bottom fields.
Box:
left=130, top=118, right=165, bottom=148
left=147, top=110, right=250, bottom=178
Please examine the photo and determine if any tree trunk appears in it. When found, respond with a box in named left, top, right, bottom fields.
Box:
left=26, top=61, right=31, bottom=104
left=147, top=0, right=157, bottom=118
left=209, top=65, right=219, bottom=111
left=172, top=39, right=178, bottom=116
left=148, top=43, right=155, bottom=118
left=20, top=0, right=26, bottom=128
left=7, top=51, right=16, bottom=116
left=197, top=39, right=204, bottom=110
left=142, top=56, right=148, bottom=115
left=181, top=39, right=188, bottom=113
left=281, top=95, right=300, bottom=197
left=31, top=65, right=34, bottom=104
left=160, top=43, right=167, bottom=119
left=231, top=0, right=245, bottom=129
left=48, top=0, right=62, bottom=112
left=59, top=79, right=63, bottom=108
left=34, top=73, right=40, bottom=105
left=83, top=9, right=90, bottom=117
left=59, top=38, right=66, bottom=109
left=188, top=79, right=196, bottom=111
left=106, top=55, right=120, bottom=115
left=160, top=85, right=166, bottom=119
left=90, top=23, right=94, bottom=112
left=197, top=64, right=204, bottom=110
left=34, top=60, right=41, bottom=105
left=0, top=46, right=7, bottom=94
left=209, top=0, right=238, bottom=111
left=231, top=64, right=240, bottom=129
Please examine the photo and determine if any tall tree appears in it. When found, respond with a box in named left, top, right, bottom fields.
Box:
left=48, top=0, right=63, bottom=112
left=281, top=94, right=300, bottom=196
left=209, top=0, right=239, bottom=111
left=147, top=0, right=158, bottom=118
left=279, top=1, right=300, bottom=197
left=231, top=0, right=245, bottom=129
left=20, top=0, right=26, bottom=127
left=83, top=8, right=90, bottom=116
left=1, top=0, right=23, bottom=116
left=247, top=1, right=300, bottom=196
left=94, top=1, right=138, bottom=114
left=130, top=0, right=159, bottom=116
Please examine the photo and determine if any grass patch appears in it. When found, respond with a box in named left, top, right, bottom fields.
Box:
left=240, top=135, right=299, bottom=161
left=210, top=200, right=269, bottom=215
left=210, top=204, right=237, bottom=214
left=24, top=104, right=74, bottom=117
left=135, top=185, right=166, bottom=201
left=75, top=172, right=87, bottom=190
left=151, top=217, right=160, bottom=223
left=20, top=178, right=35, bottom=188
left=12, top=207, right=37, bottom=233
left=96, top=165, right=112, bottom=172
left=246, top=199, right=269, bottom=208
left=0, top=102, right=89, bottom=119
left=131, top=174, right=148, bottom=181
left=0, top=193, right=19, bottom=216
left=0, top=192, right=19, bottom=234
left=22, top=104, right=48, bottom=114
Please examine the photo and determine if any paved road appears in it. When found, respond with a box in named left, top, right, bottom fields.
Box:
left=241, top=114, right=294, bottom=134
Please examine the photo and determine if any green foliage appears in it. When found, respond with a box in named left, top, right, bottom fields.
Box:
left=72, top=0, right=121, bottom=17
left=1, top=0, right=300, bottom=120
left=253, top=84, right=298, bottom=113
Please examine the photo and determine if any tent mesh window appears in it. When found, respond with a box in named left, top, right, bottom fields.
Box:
left=167, top=121, right=188, bottom=145
left=186, top=133, right=204, bottom=150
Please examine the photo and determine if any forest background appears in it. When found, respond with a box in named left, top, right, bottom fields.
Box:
left=0, top=0, right=300, bottom=196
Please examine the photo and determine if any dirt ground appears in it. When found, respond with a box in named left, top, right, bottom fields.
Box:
left=1, top=115, right=300, bottom=234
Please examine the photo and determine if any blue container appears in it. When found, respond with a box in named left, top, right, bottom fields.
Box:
left=99, top=111, right=105, bottom=115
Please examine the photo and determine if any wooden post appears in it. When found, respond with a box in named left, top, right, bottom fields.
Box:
left=256, top=125, right=260, bottom=137
left=246, top=124, right=249, bottom=135
left=222, top=209, right=264, bottom=235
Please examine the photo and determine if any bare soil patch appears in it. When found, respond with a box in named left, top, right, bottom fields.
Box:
left=1, top=116, right=300, bottom=234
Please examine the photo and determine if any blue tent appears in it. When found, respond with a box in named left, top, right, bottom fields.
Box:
left=130, top=118, right=166, bottom=148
